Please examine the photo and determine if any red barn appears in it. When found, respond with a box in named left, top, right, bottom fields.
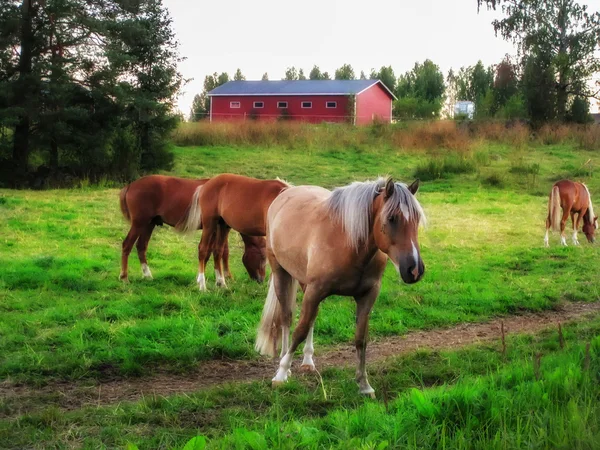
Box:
left=207, top=80, right=396, bottom=125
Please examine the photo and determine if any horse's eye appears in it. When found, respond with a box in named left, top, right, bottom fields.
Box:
left=388, top=216, right=396, bottom=224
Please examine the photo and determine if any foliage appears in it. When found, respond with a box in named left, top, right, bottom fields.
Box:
left=0, top=0, right=183, bottom=187
left=370, top=65, right=396, bottom=93
left=567, top=97, right=593, bottom=124
left=233, top=68, right=246, bottom=81
left=261, top=72, right=269, bottom=81
left=480, top=0, right=600, bottom=121
left=395, top=60, right=445, bottom=119
left=283, top=66, right=299, bottom=80
left=334, top=63, right=356, bottom=80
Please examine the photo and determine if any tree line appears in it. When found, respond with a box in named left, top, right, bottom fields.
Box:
left=190, top=0, right=599, bottom=125
left=0, top=0, right=183, bottom=187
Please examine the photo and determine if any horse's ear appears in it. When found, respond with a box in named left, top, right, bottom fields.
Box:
left=384, top=178, right=395, bottom=199
left=408, top=179, right=420, bottom=195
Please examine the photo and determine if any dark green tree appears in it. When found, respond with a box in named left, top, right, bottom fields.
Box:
left=478, top=0, right=600, bottom=121
left=395, top=60, right=445, bottom=119
left=261, top=72, right=269, bottom=80
left=283, top=67, right=298, bottom=80
left=334, top=64, right=355, bottom=80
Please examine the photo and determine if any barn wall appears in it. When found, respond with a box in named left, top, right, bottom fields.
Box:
left=210, top=95, right=351, bottom=123
left=355, top=84, right=393, bottom=125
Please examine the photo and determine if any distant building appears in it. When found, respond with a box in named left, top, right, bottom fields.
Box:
left=454, top=101, right=475, bottom=119
left=207, top=80, right=396, bottom=125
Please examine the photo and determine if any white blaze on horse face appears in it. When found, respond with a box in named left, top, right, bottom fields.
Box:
left=197, top=272, right=207, bottom=291
left=411, top=241, right=420, bottom=280
left=141, top=263, right=153, bottom=279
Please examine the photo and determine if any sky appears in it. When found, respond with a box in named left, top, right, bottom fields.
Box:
left=164, top=0, right=600, bottom=115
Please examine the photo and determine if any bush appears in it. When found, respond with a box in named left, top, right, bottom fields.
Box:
left=413, top=154, right=476, bottom=181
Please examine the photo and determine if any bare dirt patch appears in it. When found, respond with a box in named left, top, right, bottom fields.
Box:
left=2, top=301, right=599, bottom=417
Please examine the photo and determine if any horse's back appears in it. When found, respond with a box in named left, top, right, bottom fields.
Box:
left=125, top=175, right=207, bottom=226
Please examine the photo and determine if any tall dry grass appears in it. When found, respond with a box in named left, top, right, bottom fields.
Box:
left=172, top=119, right=600, bottom=152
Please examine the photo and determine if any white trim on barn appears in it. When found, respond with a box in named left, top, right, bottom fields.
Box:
left=210, top=96, right=213, bottom=122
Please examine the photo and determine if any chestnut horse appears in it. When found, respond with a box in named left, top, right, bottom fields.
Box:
left=255, top=177, right=425, bottom=397
left=181, top=174, right=289, bottom=291
left=544, top=179, right=597, bottom=247
left=119, top=175, right=266, bottom=283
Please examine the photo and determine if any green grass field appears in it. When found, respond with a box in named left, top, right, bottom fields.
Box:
left=1, top=138, right=600, bottom=448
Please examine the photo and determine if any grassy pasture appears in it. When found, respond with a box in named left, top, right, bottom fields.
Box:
left=1, top=141, right=600, bottom=384
left=1, top=132, right=600, bottom=448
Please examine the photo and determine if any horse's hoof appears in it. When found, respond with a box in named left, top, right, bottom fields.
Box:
left=215, top=280, right=227, bottom=288
left=272, top=380, right=286, bottom=388
left=119, top=275, right=129, bottom=283
left=367, top=392, right=376, bottom=399
left=299, top=364, right=316, bottom=373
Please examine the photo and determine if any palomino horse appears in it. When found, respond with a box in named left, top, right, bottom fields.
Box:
left=544, top=179, right=597, bottom=247
left=255, top=177, right=425, bottom=397
left=181, top=174, right=289, bottom=291
left=119, top=175, right=266, bottom=283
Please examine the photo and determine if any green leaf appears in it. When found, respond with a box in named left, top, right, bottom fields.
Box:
left=182, top=435, right=207, bottom=450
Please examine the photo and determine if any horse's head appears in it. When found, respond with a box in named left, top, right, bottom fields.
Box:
left=373, top=178, right=425, bottom=284
left=242, top=237, right=267, bottom=282
left=583, top=215, right=598, bottom=243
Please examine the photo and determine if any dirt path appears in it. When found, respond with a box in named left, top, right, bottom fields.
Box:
left=2, top=301, right=599, bottom=417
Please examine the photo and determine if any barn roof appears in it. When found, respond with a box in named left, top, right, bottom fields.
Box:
left=208, top=80, right=396, bottom=99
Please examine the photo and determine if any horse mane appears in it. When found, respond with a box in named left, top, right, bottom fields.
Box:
left=275, top=177, right=293, bottom=187
left=583, top=183, right=597, bottom=228
left=326, top=178, right=426, bottom=249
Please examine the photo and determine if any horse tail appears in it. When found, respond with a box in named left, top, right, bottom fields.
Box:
left=255, top=275, right=298, bottom=358
left=176, top=185, right=203, bottom=234
left=119, top=185, right=130, bottom=222
left=549, top=185, right=561, bottom=231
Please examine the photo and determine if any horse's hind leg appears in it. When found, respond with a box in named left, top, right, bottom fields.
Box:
left=136, top=223, right=156, bottom=279
left=120, top=224, right=142, bottom=282
left=544, top=216, right=551, bottom=247
left=353, top=284, right=381, bottom=398
left=222, top=238, right=233, bottom=280
left=197, top=218, right=218, bottom=291
left=273, top=283, right=324, bottom=385
left=213, top=225, right=230, bottom=288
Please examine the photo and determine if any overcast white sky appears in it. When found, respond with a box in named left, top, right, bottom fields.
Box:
left=164, top=0, right=600, bottom=115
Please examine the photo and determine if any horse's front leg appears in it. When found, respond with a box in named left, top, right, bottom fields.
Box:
left=353, top=283, right=381, bottom=398
left=573, top=212, right=582, bottom=245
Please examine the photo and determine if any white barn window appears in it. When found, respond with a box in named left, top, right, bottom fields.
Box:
left=301, top=101, right=312, bottom=108
left=277, top=101, right=288, bottom=108
left=326, top=101, right=337, bottom=108
left=253, top=101, right=264, bottom=108
left=230, top=101, right=240, bottom=108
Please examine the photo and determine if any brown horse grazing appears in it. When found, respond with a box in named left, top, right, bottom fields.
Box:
left=181, top=173, right=289, bottom=291
left=255, top=177, right=425, bottom=397
left=119, top=175, right=266, bottom=283
left=545, top=179, right=597, bottom=247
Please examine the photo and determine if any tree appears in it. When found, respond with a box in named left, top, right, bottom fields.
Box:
left=334, top=64, right=355, bottom=80
left=371, top=66, right=396, bottom=93
left=478, top=0, right=600, bottom=121
left=192, top=72, right=229, bottom=120
left=261, top=72, right=269, bottom=80
left=309, top=65, right=325, bottom=80
left=234, top=68, right=246, bottom=81
left=0, top=0, right=184, bottom=186
left=283, top=66, right=298, bottom=80
left=359, top=70, right=367, bottom=80
left=321, top=71, right=331, bottom=80
left=492, top=55, right=519, bottom=114
left=298, top=68, right=306, bottom=80
left=189, top=94, right=203, bottom=121
left=395, top=60, right=446, bottom=119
